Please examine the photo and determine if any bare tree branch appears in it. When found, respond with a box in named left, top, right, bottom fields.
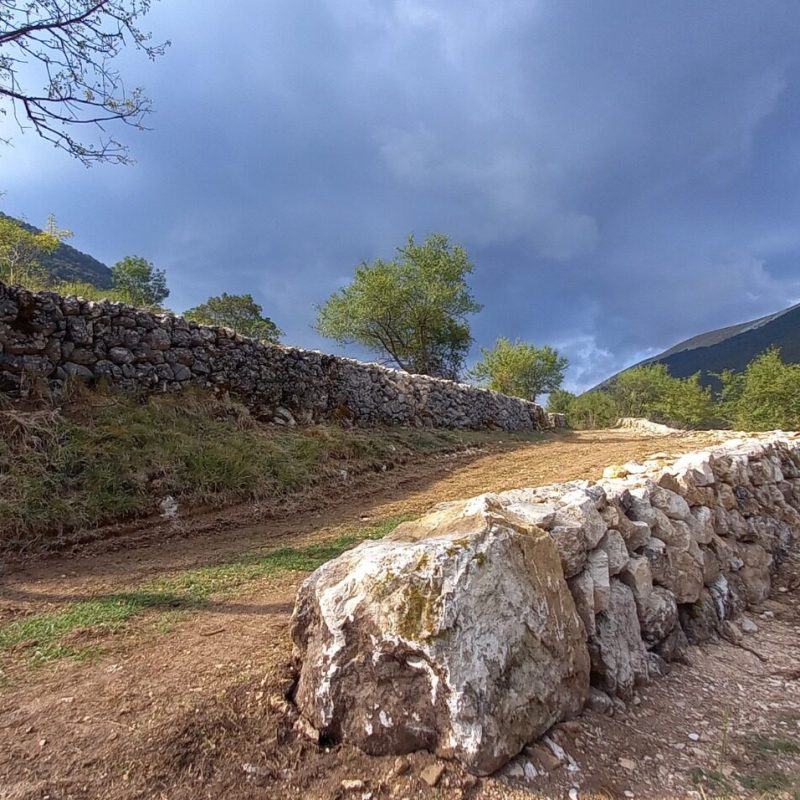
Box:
left=0, top=0, right=168, bottom=165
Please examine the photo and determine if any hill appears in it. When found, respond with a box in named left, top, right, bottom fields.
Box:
left=594, top=301, right=800, bottom=390
left=0, top=212, right=113, bottom=288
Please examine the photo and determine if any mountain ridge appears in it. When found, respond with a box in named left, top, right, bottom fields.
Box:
left=593, top=301, right=800, bottom=391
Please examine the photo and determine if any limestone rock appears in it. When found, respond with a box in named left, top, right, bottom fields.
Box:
left=738, top=543, right=772, bottom=604
left=589, top=580, right=649, bottom=699
left=635, top=587, right=678, bottom=645
left=700, top=547, right=721, bottom=586
left=549, top=523, right=589, bottom=579
left=615, top=513, right=652, bottom=552
left=652, top=622, right=690, bottom=664
left=587, top=549, right=611, bottom=613
left=619, top=555, right=653, bottom=601
left=586, top=687, right=613, bottom=715
left=678, top=590, right=721, bottom=644
left=650, top=486, right=691, bottom=521
left=553, top=493, right=607, bottom=549
left=643, top=538, right=703, bottom=604
left=568, top=569, right=595, bottom=638
left=291, top=498, right=590, bottom=775
left=598, top=529, right=629, bottom=576
left=688, top=506, right=715, bottom=545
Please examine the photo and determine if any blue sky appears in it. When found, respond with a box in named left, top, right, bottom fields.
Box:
left=3, top=0, right=800, bottom=390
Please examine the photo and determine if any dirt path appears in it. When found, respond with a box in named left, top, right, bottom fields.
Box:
left=5, top=428, right=797, bottom=800
left=1, top=429, right=715, bottom=614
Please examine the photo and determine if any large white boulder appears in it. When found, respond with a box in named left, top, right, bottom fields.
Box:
left=291, top=497, right=590, bottom=775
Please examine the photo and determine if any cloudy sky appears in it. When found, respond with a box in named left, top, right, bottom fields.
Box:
left=3, top=0, right=800, bottom=390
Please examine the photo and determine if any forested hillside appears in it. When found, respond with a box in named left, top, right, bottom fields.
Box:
left=0, top=212, right=113, bottom=288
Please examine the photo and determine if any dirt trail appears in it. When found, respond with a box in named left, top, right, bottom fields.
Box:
left=4, top=428, right=798, bottom=800
left=1, top=429, right=715, bottom=613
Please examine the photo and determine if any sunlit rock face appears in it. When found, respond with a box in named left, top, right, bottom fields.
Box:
left=291, top=497, right=590, bottom=775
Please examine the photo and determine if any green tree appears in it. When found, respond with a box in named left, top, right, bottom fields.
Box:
left=609, top=363, right=715, bottom=429
left=658, top=372, right=716, bottom=429
left=316, top=233, right=482, bottom=379
left=1, top=1, right=167, bottom=165
left=470, top=337, right=568, bottom=401
left=725, top=349, right=800, bottom=430
left=0, top=214, right=67, bottom=287
left=547, top=389, right=618, bottom=430
left=569, top=391, right=619, bottom=429
left=609, top=364, right=673, bottom=418
left=184, top=292, right=283, bottom=342
left=546, top=388, right=576, bottom=416
left=111, top=255, right=169, bottom=308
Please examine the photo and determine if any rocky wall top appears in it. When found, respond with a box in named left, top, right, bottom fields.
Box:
left=0, top=281, right=548, bottom=430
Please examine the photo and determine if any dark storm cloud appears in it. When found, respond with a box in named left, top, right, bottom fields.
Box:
left=3, top=0, right=800, bottom=389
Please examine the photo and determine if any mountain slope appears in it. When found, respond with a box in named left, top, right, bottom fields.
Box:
left=0, top=212, right=113, bottom=288
left=594, top=302, right=800, bottom=390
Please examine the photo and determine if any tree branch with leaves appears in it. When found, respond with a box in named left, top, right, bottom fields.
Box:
left=0, top=0, right=168, bottom=164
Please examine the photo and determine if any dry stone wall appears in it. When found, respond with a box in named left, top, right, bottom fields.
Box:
left=291, top=433, right=800, bottom=774
left=0, top=281, right=547, bottom=430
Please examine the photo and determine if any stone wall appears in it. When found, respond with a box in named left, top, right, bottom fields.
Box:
left=291, top=433, right=800, bottom=774
left=0, top=281, right=548, bottom=430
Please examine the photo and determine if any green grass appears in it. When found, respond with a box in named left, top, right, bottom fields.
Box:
left=737, top=770, right=798, bottom=795
left=0, top=387, right=545, bottom=553
left=689, top=767, right=736, bottom=795
left=0, top=517, right=407, bottom=667
left=745, top=734, right=800, bottom=757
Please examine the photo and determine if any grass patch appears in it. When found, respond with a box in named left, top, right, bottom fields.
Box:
left=0, top=387, right=545, bottom=553
left=745, top=733, right=800, bottom=757
left=0, top=516, right=407, bottom=667
left=737, top=770, right=798, bottom=794
left=690, top=767, right=736, bottom=795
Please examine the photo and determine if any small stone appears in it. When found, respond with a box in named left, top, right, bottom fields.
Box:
left=292, top=716, right=318, bottom=742
left=586, top=687, right=613, bottom=714
left=569, top=789, right=579, bottom=800
left=506, top=762, right=525, bottom=779
left=242, top=763, right=270, bottom=778
left=391, top=756, right=411, bottom=777
left=525, top=743, right=563, bottom=772
left=688, top=732, right=700, bottom=741
left=420, top=763, right=445, bottom=788
left=619, top=757, right=636, bottom=771
left=341, top=779, right=365, bottom=791
left=523, top=761, right=539, bottom=780
left=761, top=610, right=775, bottom=619
left=740, top=617, right=759, bottom=633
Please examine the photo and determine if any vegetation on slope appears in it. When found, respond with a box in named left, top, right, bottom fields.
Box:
left=0, top=212, right=113, bottom=288
left=0, top=386, right=543, bottom=554
left=592, top=302, right=800, bottom=391
left=550, top=349, right=800, bottom=431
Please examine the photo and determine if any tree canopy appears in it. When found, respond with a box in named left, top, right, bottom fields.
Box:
left=718, top=349, right=800, bottom=430
left=470, top=337, right=568, bottom=402
left=111, top=255, right=168, bottom=308
left=0, top=0, right=167, bottom=164
left=185, top=292, right=283, bottom=342
left=548, top=388, right=618, bottom=430
left=316, top=233, right=482, bottom=379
